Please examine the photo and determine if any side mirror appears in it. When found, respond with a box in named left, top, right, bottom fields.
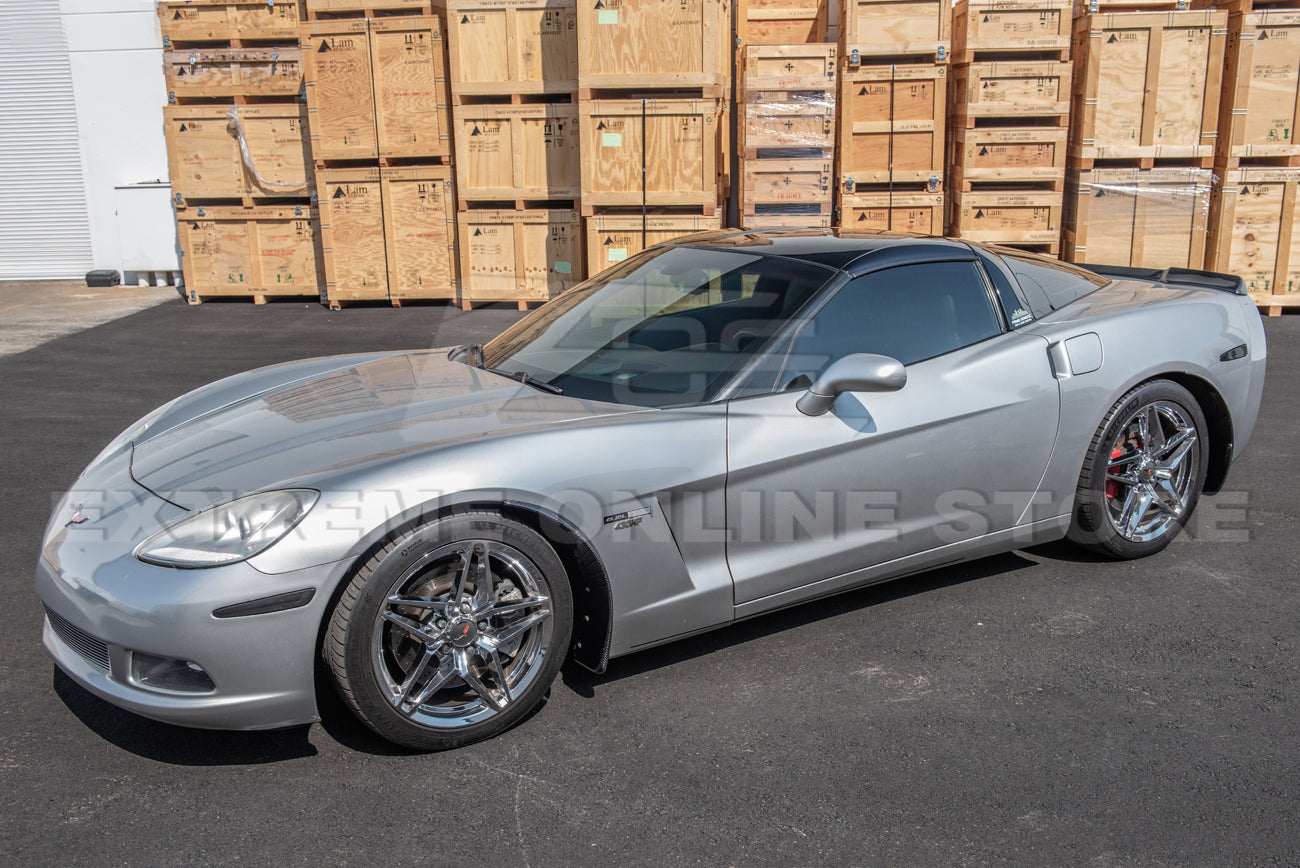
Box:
left=796, top=353, right=906, bottom=416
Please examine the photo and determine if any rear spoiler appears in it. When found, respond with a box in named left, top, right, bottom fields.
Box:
left=1077, top=263, right=1247, bottom=296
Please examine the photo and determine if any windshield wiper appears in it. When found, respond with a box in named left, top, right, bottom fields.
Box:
left=487, top=367, right=564, bottom=395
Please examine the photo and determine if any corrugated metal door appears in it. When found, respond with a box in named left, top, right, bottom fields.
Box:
left=0, top=2, right=93, bottom=279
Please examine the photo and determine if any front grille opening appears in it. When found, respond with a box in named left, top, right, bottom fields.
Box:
left=45, top=607, right=110, bottom=671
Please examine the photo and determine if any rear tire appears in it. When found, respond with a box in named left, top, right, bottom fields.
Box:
left=324, top=511, right=572, bottom=750
left=1067, top=380, right=1208, bottom=559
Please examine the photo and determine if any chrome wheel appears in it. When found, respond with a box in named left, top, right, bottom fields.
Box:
left=1103, top=402, right=1199, bottom=543
left=374, top=540, right=554, bottom=729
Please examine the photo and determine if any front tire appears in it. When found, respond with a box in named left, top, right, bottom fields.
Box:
left=324, top=511, right=573, bottom=750
left=1067, top=380, right=1208, bottom=559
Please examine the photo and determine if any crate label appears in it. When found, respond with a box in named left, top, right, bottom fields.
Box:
left=601, top=132, right=622, bottom=147
left=598, top=9, right=618, bottom=24
left=607, top=248, right=628, bottom=262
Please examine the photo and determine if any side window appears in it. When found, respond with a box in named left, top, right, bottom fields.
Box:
left=976, top=250, right=1034, bottom=328
left=999, top=251, right=1109, bottom=316
left=780, top=260, right=1003, bottom=389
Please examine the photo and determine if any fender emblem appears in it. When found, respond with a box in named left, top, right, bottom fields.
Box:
left=67, top=510, right=90, bottom=527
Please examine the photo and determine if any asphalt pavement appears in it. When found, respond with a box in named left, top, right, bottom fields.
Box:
left=3, top=297, right=1297, bottom=866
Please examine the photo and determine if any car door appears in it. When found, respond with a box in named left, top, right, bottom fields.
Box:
left=725, top=257, right=1061, bottom=608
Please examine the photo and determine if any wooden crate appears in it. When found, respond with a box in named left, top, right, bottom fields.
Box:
left=380, top=165, right=459, bottom=301
left=1217, top=10, right=1300, bottom=163
left=453, top=104, right=580, bottom=201
left=164, top=48, right=303, bottom=100
left=949, top=189, right=1063, bottom=243
left=370, top=17, right=452, bottom=159
left=740, top=91, right=836, bottom=152
left=576, top=0, right=728, bottom=90
left=838, top=64, right=946, bottom=188
left=950, top=127, right=1068, bottom=186
left=178, top=205, right=322, bottom=301
left=1207, top=168, right=1300, bottom=299
left=950, top=60, right=1072, bottom=123
left=317, top=167, right=390, bottom=303
left=736, top=0, right=828, bottom=44
left=302, top=20, right=377, bottom=160
left=1062, top=166, right=1213, bottom=268
left=457, top=209, right=583, bottom=305
left=839, top=191, right=945, bottom=233
left=160, top=1, right=304, bottom=44
left=741, top=158, right=833, bottom=214
left=446, top=0, right=578, bottom=96
left=165, top=104, right=311, bottom=201
left=585, top=213, right=723, bottom=275
left=841, top=0, right=952, bottom=61
left=741, top=43, right=837, bottom=89
left=952, top=0, right=1072, bottom=58
left=306, top=0, right=429, bottom=12
left=740, top=211, right=834, bottom=228
left=579, top=98, right=727, bottom=211
left=1070, top=10, right=1227, bottom=162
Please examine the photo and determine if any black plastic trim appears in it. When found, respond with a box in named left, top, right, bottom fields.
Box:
left=1077, top=263, right=1247, bottom=296
left=213, top=588, right=316, bottom=619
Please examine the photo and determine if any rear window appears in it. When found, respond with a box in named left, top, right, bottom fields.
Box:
left=999, top=251, right=1109, bottom=317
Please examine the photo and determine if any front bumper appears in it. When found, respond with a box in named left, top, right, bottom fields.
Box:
left=35, top=462, right=347, bottom=731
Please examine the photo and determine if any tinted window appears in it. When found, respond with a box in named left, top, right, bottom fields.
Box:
left=976, top=250, right=1034, bottom=328
left=999, top=251, right=1109, bottom=316
left=780, top=260, right=1002, bottom=388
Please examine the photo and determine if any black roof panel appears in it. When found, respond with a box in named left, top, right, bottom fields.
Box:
left=668, top=228, right=974, bottom=272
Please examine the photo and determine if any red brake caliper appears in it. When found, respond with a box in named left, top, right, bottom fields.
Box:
left=1105, top=447, right=1124, bottom=499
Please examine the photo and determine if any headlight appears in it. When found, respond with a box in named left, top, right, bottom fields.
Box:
left=136, top=490, right=318, bottom=568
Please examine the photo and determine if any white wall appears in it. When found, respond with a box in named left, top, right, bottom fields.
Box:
left=60, top=0, right=178, bottom=277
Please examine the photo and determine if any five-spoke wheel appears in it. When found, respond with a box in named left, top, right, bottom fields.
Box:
left=1069, top=380, right=1208, bottom=559
left=325, top=512, right=572, bottom=749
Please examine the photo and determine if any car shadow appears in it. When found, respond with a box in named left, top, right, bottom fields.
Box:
left=561, top=550, right=1039, bottom=696
left=52, top=668, right=318, bottom=765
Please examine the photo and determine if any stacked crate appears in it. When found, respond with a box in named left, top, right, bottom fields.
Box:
left=836, top=0, right=951, bottom=233
left=946, top=0, right=1073, bottom=254
left=160, top=0, right=322, bottom=304
left=577, top=0, right=730, bottom=274
left=446, top=0, right=585, bottom=308
left=303, top=2, right=457, bottom=307
left=1203, top=1, right=1300, bottom=313
left=1061, top=1, right=1226, bottom=269
left=738, top=44, right=837, bottom=230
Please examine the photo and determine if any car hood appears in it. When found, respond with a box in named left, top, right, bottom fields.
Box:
left=130, top=350, right=632, bottom=509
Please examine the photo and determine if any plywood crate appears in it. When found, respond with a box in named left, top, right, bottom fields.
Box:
left=1207, top=168, right=1300, bottom=301
left=160, top=1, right=304, bottom=45
left=736, top=0, right=828, bottom=45
left=1062, top=166, right=1213, bottom=268
left=164, top=48, right=303, bottom=100
left=177, top=205, right=322, bottom=301
left=579, top=98, right=727, bottom=211
left=302, top=20, right=377, bottom=160
left=306, top=0, right=429, bottom=12
left=950, top=127, right=1068, bottom=187
left=317, top=167, right=390, bottom=303
left=841, top=0, right=952, bottom=61
left=741, top=43, right=837, bottom=88
left=839, top=191, right=945, bottom=232
left=741, top=211, right=834, bottom=228
left=740, top=91, right=837, bottom=153
left=950, top=60, right=1071, bottom=123
left=576, top=0, right=729, bottom=90
left=584, top=213, right=723, bottom=275
left=380, top=165, right=459, bottom=301
left=446, top=0, right=578, bottom=96
left=457, top=209, right=583, bottom=305
left=838, top=64, right=946, bottom=188
left=369, top=17, right=452, bottom=160
left=453, top=104, right=580, bottom=201
left=949, top=189, right=1063, bottom=243
left=1070, top=10, right=1227, bottom=162
left=741, top=158, right=833, bottom=214
left=165, top=104, right=312, bottom=201
left=1217, top=10, right=1300, bottom=163
left=952, top=0, right=1072, bottom=59
left=303, top=17, right=452, bottom=161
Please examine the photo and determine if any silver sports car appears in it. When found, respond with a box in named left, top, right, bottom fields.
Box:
left=37, top=229, right=1267, bottom=749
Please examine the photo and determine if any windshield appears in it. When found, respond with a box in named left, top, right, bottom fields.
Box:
left=480, top=245, right=832, bottom=407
